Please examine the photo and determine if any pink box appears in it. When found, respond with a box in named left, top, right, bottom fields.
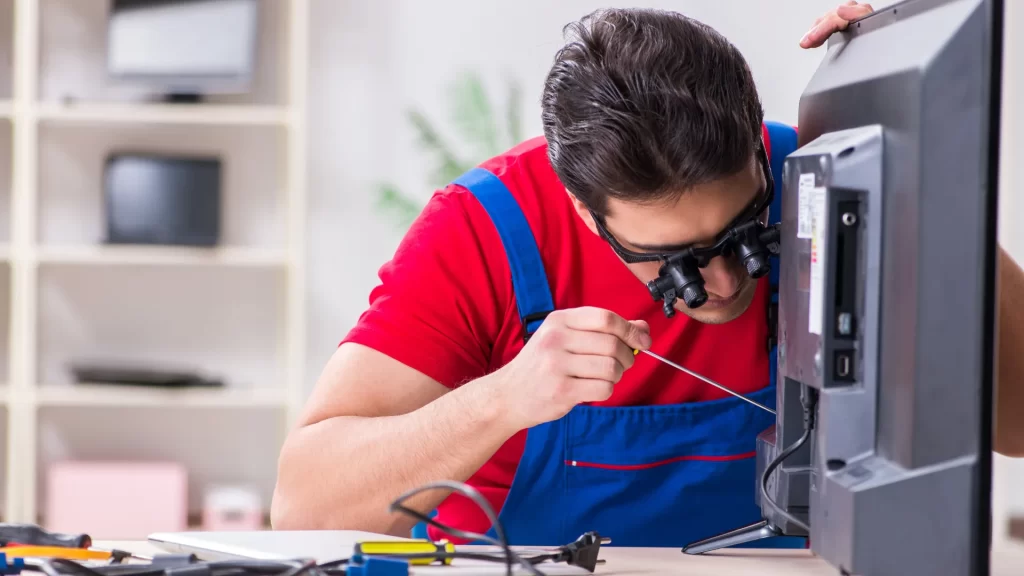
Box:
left=46, top=461, right=188, bottom=539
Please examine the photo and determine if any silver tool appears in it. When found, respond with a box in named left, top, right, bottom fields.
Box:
left=637, top=349, right=776, bottom=415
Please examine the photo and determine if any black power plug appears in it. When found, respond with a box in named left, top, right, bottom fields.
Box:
left=557, top=532, right=610, bottom=573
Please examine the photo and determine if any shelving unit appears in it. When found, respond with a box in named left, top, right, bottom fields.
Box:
left=1, top=0, right=309, bottom=532
left=36, top=385, right=285, bottom=409
left=36, top=102, right=290, bottom=127
left=35, top=245, right=288, bottom=267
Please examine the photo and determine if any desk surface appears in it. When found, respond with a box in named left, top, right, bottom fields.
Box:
left=100, top=539, right=1024, bottom=576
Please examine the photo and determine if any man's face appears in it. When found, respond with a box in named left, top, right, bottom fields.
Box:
left=571, top=153, right=766, bottom=325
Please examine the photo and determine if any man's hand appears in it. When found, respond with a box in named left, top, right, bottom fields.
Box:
left=801, top=2, right=875, bottom=48
left=488, top=307, right=652, bottom=430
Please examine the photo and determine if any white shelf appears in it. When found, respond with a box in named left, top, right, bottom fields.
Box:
left=0, top=0, right=310, bottom=526
left=37, top=384, right=286, bottom=408
left=36, top=102, right=290, bottom=127
left=36, top=245, right=288, bottom=267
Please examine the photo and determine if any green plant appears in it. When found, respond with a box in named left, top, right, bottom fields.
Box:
left=376, top=71, right=525, bottom=229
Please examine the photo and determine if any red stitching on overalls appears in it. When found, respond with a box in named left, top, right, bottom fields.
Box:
left=564, top=451, right=757, bottom=470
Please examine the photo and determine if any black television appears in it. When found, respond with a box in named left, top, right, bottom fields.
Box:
left=683, top=1, right=1004, bottom=574
left=778, top=1, right=1003, bottom=574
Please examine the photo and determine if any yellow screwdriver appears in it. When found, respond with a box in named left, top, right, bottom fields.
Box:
left=634, top=349, right=776, bottom=415
left=353, top=540, right=457, bottom=565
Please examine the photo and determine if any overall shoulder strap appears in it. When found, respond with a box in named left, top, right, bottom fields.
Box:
left=452, top=167, right=556, bottom=340
left=763, top=121, right=799, bottom=354
left=763, top=121, right=798, bottom=232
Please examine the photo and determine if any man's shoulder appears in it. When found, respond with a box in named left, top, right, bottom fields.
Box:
left=406, top=135, right=570, bottom=264
left=762, top=121, right=799, bottom=158
left=355, top=136, right=570, bottom=371
left=438, top=136, right=558, bottom=200
left=482, top=135, right=554, bottom=178
left=345, top=144, right=560, bottom=389
left=435, top=135, right=571, bottom=238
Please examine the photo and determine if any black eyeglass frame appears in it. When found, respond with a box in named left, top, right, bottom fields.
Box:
left=588, top=142, right=776, bottom=268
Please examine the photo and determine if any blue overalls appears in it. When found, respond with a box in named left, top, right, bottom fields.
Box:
left=444, top=122, right=801, bottom=548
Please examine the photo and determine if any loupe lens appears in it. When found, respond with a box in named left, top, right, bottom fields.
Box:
left=734, top=225, right=772, bottom=279
left=646, top=257, right=707, bottom=312
left=681, top=284, right=708, bottom=308
left=743, top=252, right=770, bottom=278
left=647, top=275, right=675, bottom=300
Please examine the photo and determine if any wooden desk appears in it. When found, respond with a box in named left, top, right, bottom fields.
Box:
left=593, top=545, right=1024, bottom=576
left=99, top=539, right=1024, bottom=576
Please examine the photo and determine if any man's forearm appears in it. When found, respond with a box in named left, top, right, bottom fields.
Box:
left=271, top=374, right=518, bottom=535
left=996, top=246, right=1024, bottom=456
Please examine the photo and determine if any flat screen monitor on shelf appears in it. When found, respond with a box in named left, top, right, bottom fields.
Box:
left=106, top=0, right=260, bottom=101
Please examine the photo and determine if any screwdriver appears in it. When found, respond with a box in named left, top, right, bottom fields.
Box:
left=0, top=547, right=135, bottom=561
left=353, top=540, right=457, bottom=565
left=634, top=349, right=776, bottom=415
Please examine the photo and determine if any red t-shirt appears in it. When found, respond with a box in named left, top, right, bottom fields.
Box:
left=341, top=131, right=774, bottom=538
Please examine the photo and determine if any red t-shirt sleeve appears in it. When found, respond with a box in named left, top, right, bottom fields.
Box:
left=341, top=187, right=510, bottom=388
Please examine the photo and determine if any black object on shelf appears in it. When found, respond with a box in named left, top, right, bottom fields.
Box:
left=68, top=362, right=224, bottom=388
left=103, top=154, right=222, bottom=247
left=163, top=93, right=205, bottom=104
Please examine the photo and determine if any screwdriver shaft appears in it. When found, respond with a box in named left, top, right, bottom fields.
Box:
left=637, top=349, right=776, bottom=415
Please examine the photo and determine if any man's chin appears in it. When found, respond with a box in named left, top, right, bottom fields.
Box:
left=675, top=282, right=757, bottom=325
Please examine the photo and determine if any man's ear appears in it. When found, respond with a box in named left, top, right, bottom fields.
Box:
left=566, top=189, right=600, bottom=236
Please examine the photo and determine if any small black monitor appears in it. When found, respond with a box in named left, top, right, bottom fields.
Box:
left=104, top=154, right=222, bottom=247
left=106, top=0, right=260, bottom=99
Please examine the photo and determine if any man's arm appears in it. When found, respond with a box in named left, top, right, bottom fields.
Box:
left=270, top=342, right=517, bottom=535
left=271, top=309, right=650, bottom=535
left=996, top=246, right=1024, bottom=456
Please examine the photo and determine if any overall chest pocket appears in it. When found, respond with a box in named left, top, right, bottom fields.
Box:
left=561, top=387, right=776, bottom=547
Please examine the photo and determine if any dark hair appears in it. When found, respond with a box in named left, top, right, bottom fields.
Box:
left=542, top=8, right=764, bottom=215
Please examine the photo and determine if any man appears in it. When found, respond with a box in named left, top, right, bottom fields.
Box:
left=273, top=2, right=1024, bottom=547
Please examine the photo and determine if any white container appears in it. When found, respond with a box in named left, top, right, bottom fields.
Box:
left=202, top=485, right=264, bottom=531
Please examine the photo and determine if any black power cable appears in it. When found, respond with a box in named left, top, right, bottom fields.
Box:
left=759, top=386, right=818, bottom=535
left=24, top=537, right=601, bottom=576
left=760, top=428, right=811, bottom=533
left=21, top=480, right=604, bottom=576
left=387, top=480, right=543, bottom=576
